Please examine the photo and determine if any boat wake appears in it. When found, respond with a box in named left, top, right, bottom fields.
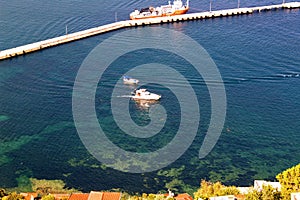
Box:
left=224, top=72, right=300, bottom=85
left=115, top=95, right=133, bottom=98
left=277, top=73, right=300, bottom=78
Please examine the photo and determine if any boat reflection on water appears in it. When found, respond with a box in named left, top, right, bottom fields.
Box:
left=134, top=99, right=160, bottom=110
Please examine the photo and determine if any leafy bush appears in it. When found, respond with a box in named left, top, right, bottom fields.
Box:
left=194, top=180, right=239, bottom=200
left=245, top=185, right=281, bottom=200
left=276, top=163, right=300, bottom=200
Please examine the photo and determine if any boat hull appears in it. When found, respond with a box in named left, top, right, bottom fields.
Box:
left=131, top=95, right=161, bottom=100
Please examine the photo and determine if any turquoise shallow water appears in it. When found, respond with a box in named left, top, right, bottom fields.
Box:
left=0, top=0, right=300, bottom=193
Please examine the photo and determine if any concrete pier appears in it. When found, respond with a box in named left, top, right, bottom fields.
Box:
left=1, top=2, right=299, bottom=61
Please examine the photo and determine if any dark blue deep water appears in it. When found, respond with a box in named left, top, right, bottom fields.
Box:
left=0, top=0, right=299, bottom=194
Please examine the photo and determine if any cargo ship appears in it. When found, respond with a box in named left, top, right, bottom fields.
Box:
left=130, top=0, right=189, bottom=20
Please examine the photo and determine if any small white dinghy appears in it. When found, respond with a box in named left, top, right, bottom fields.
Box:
left=131, top=88, right=161, bottom=100
left=123, top=76, right=139, bottom=84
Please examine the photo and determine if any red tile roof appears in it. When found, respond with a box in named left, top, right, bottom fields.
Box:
left=101, top=192, right=121, bottom=200
left=20, top=192, right=38, bottom=200
left=163, top=193, right=193, bottom=200
left=68, top=193, right=89, bottom=200
left=174, top=193, right=193, bottom=200
left=68, top=192, right=121, bottom=200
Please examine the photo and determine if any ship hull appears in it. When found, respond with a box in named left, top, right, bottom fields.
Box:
left=130, top=8, right=189, bottom=20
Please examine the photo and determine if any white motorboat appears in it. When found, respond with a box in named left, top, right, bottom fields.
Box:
left=123, top=76, right=139, bottom=84
left=131, top=89, right=161, bottom=100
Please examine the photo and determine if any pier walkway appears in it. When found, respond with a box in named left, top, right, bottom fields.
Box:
left=1, top=2, right=299, bottom=61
